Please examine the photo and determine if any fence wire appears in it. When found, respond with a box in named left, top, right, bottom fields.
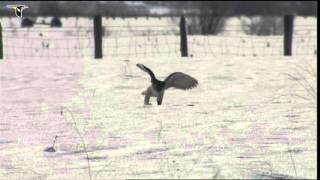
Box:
left=1, top=21, right=317, bottom=59
left=2, top=26, right=94, bottom=59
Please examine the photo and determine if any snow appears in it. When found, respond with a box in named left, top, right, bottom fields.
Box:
left=0, top=16, right=317, bottom=179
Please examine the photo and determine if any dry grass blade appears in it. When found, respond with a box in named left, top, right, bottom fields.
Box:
left=287, top=73, right=316, bottom=100
left=287, top=141, right=298, bottom=177
left=62, top=106, right=93, bottom=180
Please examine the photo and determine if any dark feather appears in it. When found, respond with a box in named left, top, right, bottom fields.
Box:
left=164, top=72, right=198, bottom=90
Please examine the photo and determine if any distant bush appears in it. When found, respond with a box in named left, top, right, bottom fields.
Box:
left=241, top=16, right=284, bottom=36
left=21, top=18, right=35, bottom=28
left=51, top=17, right=62, bottom=27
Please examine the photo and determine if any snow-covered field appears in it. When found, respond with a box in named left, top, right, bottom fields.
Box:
left=0, top=17, right=317, bottom=179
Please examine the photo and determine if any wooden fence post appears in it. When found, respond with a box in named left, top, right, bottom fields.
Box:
left=93, top=16, right=103, bottom=59
left=0, top=23, right=3, bottom=60
left=284, top=15, right=294, bottom=56
left=180, top=16, right=188, bottom=57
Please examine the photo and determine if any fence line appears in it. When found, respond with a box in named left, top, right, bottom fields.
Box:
left=2, top=26, right=93, bottom=59
left=0, top=17, right=317, bottom=59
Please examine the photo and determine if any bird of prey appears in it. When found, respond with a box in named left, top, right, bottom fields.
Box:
left=137, top=64, right=198, bottom=105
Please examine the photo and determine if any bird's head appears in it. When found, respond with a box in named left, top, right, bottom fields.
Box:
left=136, top=64, right=148, bottom=72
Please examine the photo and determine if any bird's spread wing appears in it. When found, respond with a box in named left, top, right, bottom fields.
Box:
left=164, top=72, right=198, bottom=90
